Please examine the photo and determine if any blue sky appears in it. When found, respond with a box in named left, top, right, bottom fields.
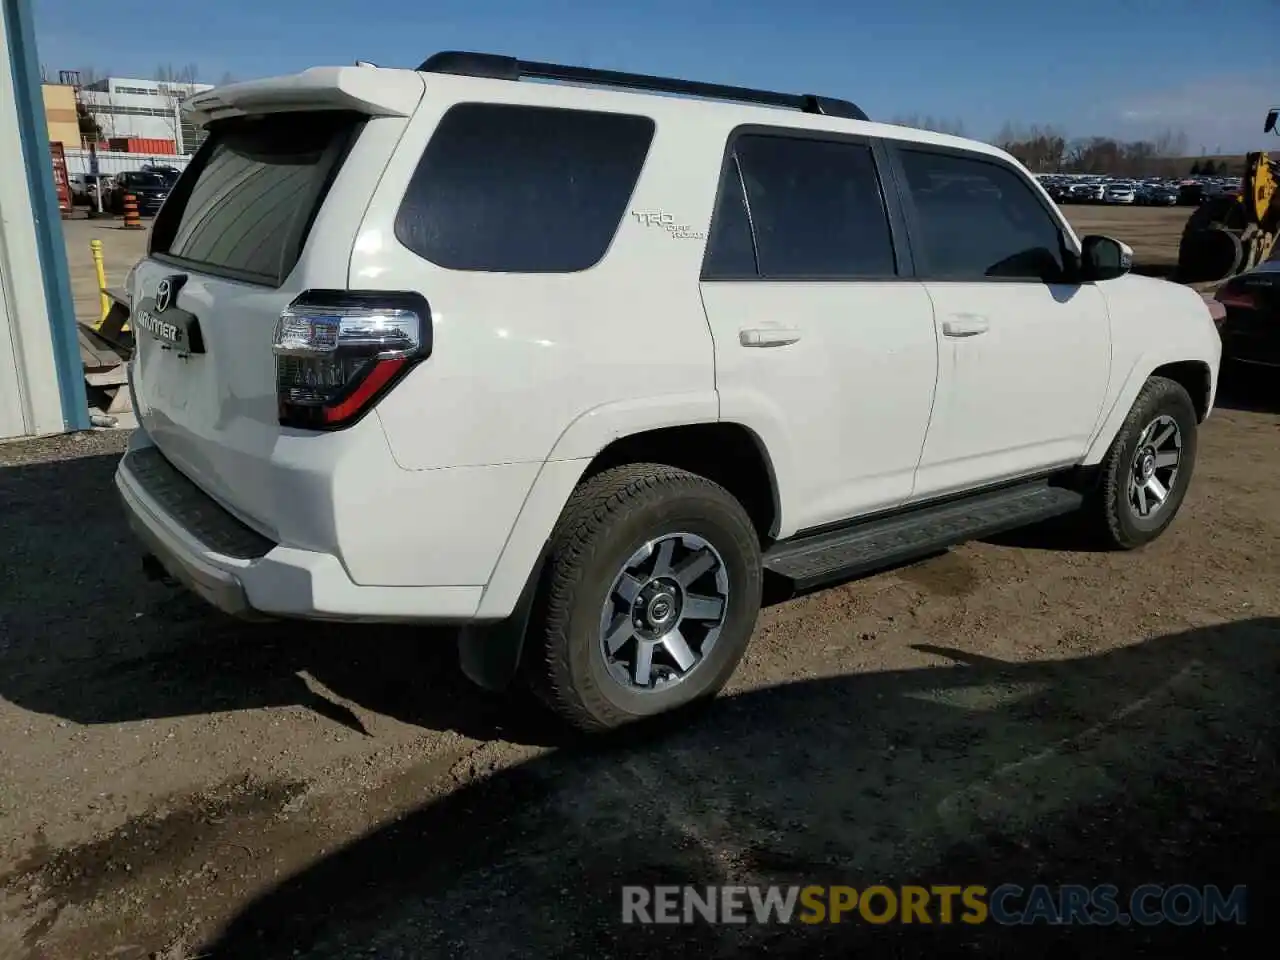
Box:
left=34, top=0, right=1280, bottom=153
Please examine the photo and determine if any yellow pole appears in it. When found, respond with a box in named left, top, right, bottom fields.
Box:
left=90, top=239, right=109, bottom=327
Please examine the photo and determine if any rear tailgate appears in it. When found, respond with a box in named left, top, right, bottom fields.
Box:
left=128, top=67, right=425, bottom=544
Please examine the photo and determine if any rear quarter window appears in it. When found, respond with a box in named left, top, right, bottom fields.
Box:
left=394, top=103, right=656, bottom=273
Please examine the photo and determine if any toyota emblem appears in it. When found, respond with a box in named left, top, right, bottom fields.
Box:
left=155, top=279, right=172, bottom=313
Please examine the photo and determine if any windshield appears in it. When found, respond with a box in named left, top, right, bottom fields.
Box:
left=130, top=173, right=168, bottom=187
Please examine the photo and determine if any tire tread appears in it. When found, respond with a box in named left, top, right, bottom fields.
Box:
left=1095, top=375, right=1197, bottom=549
left=530, top=463, right=754, bottom=732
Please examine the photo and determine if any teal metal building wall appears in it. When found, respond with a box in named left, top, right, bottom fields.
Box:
left=2, top=0, right=89, bottom=433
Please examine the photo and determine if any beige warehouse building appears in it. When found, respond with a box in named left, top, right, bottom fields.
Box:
left=42, top=81, right=80, bottom=147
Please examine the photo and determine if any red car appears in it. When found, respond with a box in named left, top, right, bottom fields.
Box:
left=1214, top=261, right=1280, bottom=370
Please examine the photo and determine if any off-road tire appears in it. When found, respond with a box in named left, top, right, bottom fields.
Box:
left=1091, top=376, right=1199, bottom=550
left=528, top=463, right=762, bottom=733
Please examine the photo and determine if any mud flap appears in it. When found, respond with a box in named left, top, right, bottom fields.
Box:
left=456, top=545, right=548, bottom=691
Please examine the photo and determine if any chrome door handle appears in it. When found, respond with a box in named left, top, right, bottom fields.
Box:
left=740, top=327, right=802, bottom=347
left=942, top=315, right=990, bottom=337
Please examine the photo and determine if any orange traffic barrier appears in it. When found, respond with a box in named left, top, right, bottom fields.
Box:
left=122, top=193, right=143, bottom=230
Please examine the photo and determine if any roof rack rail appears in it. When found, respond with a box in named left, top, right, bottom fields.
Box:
left=416, top=51, right=869, bottom=122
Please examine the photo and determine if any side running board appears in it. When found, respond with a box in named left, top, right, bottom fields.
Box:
left=763, top=480, right=1083, bottom=590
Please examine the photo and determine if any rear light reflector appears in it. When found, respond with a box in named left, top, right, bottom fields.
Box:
left=272, top=291, right=431, bottom=429
left=1215, top=289, right=1258, bottom=311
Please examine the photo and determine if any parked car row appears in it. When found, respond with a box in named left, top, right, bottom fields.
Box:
left=67, top=164, right=183, bottom=216
left=106, top=169, right=176, bottom=216
left=67, top=172, right=113, bottom=206
left=1036, top=173, right=1242, bottom=208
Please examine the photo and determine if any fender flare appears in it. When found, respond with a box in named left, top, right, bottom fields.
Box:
left=1082, top=352, right=1212, bottom=466
left=460, top=392, right=792, bottom=688
left=544, top=391, right=720, bottom=461
left=488, top=392, right=726, bottom=616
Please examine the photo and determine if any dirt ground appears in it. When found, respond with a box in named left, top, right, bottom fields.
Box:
left=1063, top=204, right=1189, bottom=272
left=1, top=208, right=1278, bottom=958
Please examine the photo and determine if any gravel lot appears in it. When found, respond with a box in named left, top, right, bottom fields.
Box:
left=1, top=207, right=1277, bottom=958
left=1069, top=204, right=1189, bottom=271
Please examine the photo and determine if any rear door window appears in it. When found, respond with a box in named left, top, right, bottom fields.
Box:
left=704, top=133, right=897, bottom=280
left=394, top=103, right=655, bottom=273
left=150, top=110, right=365, bottom=286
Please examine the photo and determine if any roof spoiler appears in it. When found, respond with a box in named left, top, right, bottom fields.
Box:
left=184, top=66, right=424, bottom=128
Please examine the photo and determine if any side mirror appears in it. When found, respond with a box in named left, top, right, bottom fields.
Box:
left=1080, top=234, right=1133, bottom=281
left=1266, top=108, right=1278, bottom=135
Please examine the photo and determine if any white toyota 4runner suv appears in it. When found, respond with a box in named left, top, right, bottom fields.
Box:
left=116, top=52, right=1222, bottom=732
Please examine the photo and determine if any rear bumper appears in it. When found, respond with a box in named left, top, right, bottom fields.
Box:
left=116, top=444, right=483, bottom=622
left=121, top=473, right=257, bottom=617
left=1219, top=309, right=1280, bottom=368
left=1227, top=355, right=1280, bottom=369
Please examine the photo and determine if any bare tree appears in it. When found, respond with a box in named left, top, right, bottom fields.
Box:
left=887, top=112, right=1202, bottom=176
left=155, top=63, right=200, bottom=85
left=994, top=123, right=1069, bottom=172
left=75, top=65, right=108, bottom=89
left=218, top=71, right=237, bottom=86
left=1150, top=128, right=1190, bottom=162
left=891, top=114, right=966, bottom=136
left=155, top=63, right=200, bottom=146
left=71, top=65, right=117, bottom=140
left=990, top=122, right=1197, bottom=176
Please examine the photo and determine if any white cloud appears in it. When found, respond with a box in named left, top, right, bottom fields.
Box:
left=1087, top=71, right=1280, bottom=152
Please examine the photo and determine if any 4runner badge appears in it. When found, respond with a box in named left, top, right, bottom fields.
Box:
left=134, top=275, right=204, bottom=356
left=631, top=210, right=706, bottom=241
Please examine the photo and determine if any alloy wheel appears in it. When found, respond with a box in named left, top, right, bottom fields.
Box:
left=1128, top=414, right=1182, bottom=519
left=598, top=533, right=730, bottom=693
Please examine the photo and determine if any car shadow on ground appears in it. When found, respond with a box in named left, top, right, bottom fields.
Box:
left=195, top=616, right=1280, bottom=958
left=4, top=443, right=1279, bottom=955
left=1, top=440, right=1261, bottom=751
left=0, top=447, right=1119, bottom=746
left=0, top=450, right=566, bottom=747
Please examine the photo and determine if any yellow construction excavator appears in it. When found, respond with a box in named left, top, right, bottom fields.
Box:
left=1176, top=108, right=1279, bottom=283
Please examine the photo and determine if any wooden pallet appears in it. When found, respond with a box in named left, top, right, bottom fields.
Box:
left=79, top=287, right=134, bottom=416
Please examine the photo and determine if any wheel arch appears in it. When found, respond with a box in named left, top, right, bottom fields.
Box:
left=1083, top=357, right=1213, bottom=466
left=579, top=421, right=781, bottom=543
left=1150, top=360, right=1213, bottom=422
left=463, top=419, right=782, bottom=690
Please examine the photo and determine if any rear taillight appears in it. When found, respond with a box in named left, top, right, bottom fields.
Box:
left=1215, top=287, right=1258, bottom=312
left=272, top=290, right=431, bottom=430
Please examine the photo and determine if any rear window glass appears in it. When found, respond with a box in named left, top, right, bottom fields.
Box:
left=394, top=103, right=655, bottom=273
left=150, top=111, right=363, bottom=286
left=126, top=172, right=168, bottom=187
